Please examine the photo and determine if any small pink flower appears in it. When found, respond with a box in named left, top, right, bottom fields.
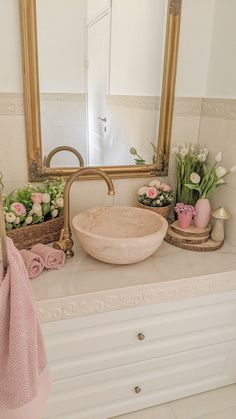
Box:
left=10, top=202, right=26, bottom=216
left=175, top=203, right=196, bottom=216
left=146, top=187, right=158, bottom=199
left=160, top=183, right=171, bottom=192
left=31, top=192, right=43, bottom=204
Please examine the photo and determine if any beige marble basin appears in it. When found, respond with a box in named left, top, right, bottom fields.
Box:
left=72, top=206, right=168, bottom=265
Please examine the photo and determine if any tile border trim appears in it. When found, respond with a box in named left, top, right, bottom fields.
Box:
left=0, top=94, right=235, bottom=119
left=201, top=98, right=236, bottom=120
left=0, top=93, right=24, bottom=115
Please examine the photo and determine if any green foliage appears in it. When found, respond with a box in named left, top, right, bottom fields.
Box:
left=138, top=190, right=174, bottom=208
left=3, top=178, right=65, bottom=230
left=173, top=144, right=207, bottom=205
left=185, top=163, right=224, bottom=199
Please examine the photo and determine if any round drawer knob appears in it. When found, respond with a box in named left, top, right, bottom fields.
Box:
left=134, top=386, right=142, bottom=394
left=137, top=332, right=145, bottom=341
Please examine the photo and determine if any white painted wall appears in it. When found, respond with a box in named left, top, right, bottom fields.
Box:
left=175, top=0, right=215, bottom=97
left=87, top=0, right=110, bottom=23
left=206, top=0, right=236, bottom=98
left=0, top=0, right=22, bottom=92
left=198, top=0, right=236, bottom=246
left=36, top=0, right=87, bottom=93
left=110, top=0, right=166, bottom=96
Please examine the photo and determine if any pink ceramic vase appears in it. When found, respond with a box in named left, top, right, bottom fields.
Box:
left=178, top=212, right=193, bottom=229
left=194, top=198, right=211, bottom=228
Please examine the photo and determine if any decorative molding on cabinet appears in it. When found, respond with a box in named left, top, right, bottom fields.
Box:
left=201, top=98, right=236, bottom=120
left=37, top=271, right=236, bottom=323
left=0, top=93, right=24, bottom=115
left=37, top=299, right=63, bottom=323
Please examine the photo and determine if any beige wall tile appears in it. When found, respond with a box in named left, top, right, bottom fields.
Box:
left=171, top=115, right=201, bottom=147
left=210, top=184, right=236, bottom=247
left=198, top=114, right=236, bottom=246
left=0, top=115, right=28, bottom=186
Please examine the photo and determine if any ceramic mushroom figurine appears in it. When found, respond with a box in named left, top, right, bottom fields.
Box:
left=211, top=207, right=230, bottom=243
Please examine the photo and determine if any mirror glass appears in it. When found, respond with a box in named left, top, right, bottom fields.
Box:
left=36, top=0, right=167, bottom=168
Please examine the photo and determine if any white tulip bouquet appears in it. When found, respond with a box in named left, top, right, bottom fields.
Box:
left=172, top=143, right=208, bottom=205
left=185, top=152, right=236, bottom=198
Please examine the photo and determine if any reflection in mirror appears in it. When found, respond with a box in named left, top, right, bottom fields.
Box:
left=44, top=146, right=85, bottom=168
left=36, top=0, right=167, bottom=168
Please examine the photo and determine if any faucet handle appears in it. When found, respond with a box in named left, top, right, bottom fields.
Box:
left=53, top=239, right=74, bottom=257
left=53, top=229, right=74, bottom=257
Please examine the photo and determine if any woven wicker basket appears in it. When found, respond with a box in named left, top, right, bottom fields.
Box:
left=6, top=216, right=64, bottom=250
left=136, top=202, right=171, bottom=219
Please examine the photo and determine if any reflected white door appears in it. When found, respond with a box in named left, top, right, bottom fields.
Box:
left=87, top=13, right=110, bottom=166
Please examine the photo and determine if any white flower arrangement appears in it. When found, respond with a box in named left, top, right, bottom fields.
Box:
left=185, top=152, right=236, bottom=199
left=190, top=172, right=201, bottom=184
left=172, top=142, right=208, bottom=205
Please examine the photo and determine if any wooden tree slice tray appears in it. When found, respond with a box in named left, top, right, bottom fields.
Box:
left=166, top=228, right=209, bottom=245
left=171, top=221, right=211, bottom=238
left=165, top=233, right=224, bottom=252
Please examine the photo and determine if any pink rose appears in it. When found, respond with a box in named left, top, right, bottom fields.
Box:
left=31, top=192, right=43, bottom=204
left=146, top=187, right=158, bottom=199
left=160, top=183, right=171, bottom=192
left=10, top=202, right=26, bottom=216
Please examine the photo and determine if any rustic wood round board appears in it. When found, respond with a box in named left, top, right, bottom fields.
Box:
left=165, top=234, right=224, bottom=252
left=166, top=228, right=209, bottom=244
left=171, top=221, right=211, bottom=238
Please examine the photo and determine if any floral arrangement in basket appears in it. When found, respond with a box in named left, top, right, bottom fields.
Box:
left=3, top=178, right=64, bottom=230
left=137, top=180, right=174, bottom=219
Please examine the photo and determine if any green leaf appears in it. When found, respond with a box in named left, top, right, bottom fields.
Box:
left=42, top=203, right=50, bottom=216
left=184, top=183, right=200, bottom=191
left=5, top=223, right=13, bottom=230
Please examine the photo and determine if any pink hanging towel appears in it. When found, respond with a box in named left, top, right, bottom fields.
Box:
left=0, top=238, right=51, bottom=419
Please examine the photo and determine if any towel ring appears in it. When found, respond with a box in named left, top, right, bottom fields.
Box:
left=0, top=172, right=8, bottom=276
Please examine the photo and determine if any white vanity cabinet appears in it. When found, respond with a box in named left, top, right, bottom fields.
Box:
left=42, top=290, right=236, bottom=419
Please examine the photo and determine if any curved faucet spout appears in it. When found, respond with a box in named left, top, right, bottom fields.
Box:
left=53, top=168, right=115, bottom=258
left=44, top=146, right=85, bottom=168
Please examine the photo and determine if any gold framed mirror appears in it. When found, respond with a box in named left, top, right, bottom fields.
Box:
left=19, top=0, right=182, bottom=181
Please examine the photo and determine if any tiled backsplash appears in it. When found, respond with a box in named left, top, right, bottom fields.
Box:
left=0, top=93, right=235, bottom=246
left=199, top=98, right=236, bottom=247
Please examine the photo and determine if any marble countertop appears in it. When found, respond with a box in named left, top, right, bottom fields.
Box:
left=32, top=240, right=236, bottom=323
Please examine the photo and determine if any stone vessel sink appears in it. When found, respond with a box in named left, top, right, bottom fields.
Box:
left=72, top=206, right=168, bottom=265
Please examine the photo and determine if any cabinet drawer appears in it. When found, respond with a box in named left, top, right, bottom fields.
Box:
left=43, top=340, right=236, bottom=419
left=44, top=299, right=236, bottom=379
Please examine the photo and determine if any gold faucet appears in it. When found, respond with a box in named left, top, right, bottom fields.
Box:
left=44, top=146, right=85, bottom=168
left=53, top=168, right=115, bottom=257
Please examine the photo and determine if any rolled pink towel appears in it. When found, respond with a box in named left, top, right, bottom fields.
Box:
left=31, top=243, right=65, bottom=270
left=20, top=249, right=45, bottom=279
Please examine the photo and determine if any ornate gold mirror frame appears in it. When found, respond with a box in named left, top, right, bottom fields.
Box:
left=19, top=0, right=182, bottom=181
